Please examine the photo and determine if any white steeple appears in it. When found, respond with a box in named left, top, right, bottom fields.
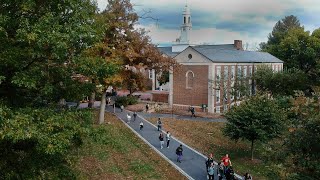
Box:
left=176, top=3, right=192, bottom=44
left=172, top=2, right=193, bottom=52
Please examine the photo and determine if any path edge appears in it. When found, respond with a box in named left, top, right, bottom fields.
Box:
left=113, top=113, right=195, bottom=180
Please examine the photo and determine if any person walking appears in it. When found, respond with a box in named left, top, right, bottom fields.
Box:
left=166, top=131, right=171, bottom=148
left=145, top=103, right=149, bottom=112
left=175, top=144, right=183, bottom=163
left=157, top=118, right=162, bottom=131
left=120, top=105, right=124, bottom=112
left=243, top=172, right=253, bottom=180
left=206, top=153, right=214, bottom=170
left=133, top=112, right=137, bottom=121
left=218, top=162, right=225, bottom=180
left=159, top=132, right=164, bottom=149
left=139, top=121, right=144, bottom=130
left=225, top=166, right=235, bottom=180
left=221, top=154, right=231, bottom=174
left=190, top=106, right=196, bottom=117
left=126, top=113, right=131, bottom=123
left=207, top=163, right=215, bottom=180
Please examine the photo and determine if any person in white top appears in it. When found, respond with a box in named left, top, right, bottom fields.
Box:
left=127, top=113, right=131, bottom=123
left=139, top=121, right=144, bottom=130
left=166, top=131, right=171, bottom=148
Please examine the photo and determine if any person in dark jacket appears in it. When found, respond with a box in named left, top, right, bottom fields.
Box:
left=133, top=112, right=137, bottom=121
left=206, top=153, right=214, bottom=170
left=225, top=166, right=235, bottom=180
left=159, top=132, right=164, bottom=149
left=218, top=162, right=225, bottom=180
left=157, top=118, right=162, bottom=131
left=176, top=144, right=183, bottom=163
left=243, top=172, right=252, bottom=180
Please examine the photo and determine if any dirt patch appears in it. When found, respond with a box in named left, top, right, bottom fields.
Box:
left=78, top=156, right=103, bottom=175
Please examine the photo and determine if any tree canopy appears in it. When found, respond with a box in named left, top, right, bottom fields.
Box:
left=223, top=93, right=286, bottom=160
left=0, top=0, right=99, bottom=107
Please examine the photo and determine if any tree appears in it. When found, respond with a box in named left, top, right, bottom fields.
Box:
left=267, top=15, right=302, bottom=45
left=223, top=93, right=286, bottom=160
left=285, top=92, right=320, bottom=178
left=157, top=70, right=170, bottom=86
left=260, top=15, right=303, bottom=61
left=92, top=0, right=175, bottom=124
left=260, top=16, right=320, bottom=89
left=0, top=0, right=99, bottom=178
left=254, top=66, right=308, bottom=96
left=0, top=0, right=98, bottom=107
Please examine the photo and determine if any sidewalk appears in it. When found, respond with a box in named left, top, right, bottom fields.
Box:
left=79, top=102, right=241, bottom=179
left=106, top=105, right=208, bottom=179
left=105, top=105, right=242, bottom=180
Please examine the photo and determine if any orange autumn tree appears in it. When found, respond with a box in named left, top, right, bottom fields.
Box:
left=92, top=0, right=176, bottom=124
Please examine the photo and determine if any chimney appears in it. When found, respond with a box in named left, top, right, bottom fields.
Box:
left=234, top=40, right=243, bottom=50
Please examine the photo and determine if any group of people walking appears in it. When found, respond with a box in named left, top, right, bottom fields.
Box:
left=206, top=153, right=253, bottom=180
left=120, top=104, right=252, bottom=180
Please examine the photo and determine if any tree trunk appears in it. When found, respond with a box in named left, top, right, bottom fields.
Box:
left=99, top=91, right=107, bottom=124
left=88, top=92, right=95, bottom=108
left=251, top=139, right=254, bottom=160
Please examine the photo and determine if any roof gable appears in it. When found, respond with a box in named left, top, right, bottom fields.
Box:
left=174, top=46, right=212, bottom=63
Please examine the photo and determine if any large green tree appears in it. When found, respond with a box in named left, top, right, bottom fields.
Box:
left=260, top=15, right=303, bottom=52
left=261, top=15, right=320, bottom=89
left=0, top=0, right=101, bottom=178
left=0, top=0, right=98, bottom=107
left=223, top=94, right=286, bottom=160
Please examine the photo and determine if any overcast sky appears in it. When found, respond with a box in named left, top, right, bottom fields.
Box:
left=97, top=0, right=320, bottom=49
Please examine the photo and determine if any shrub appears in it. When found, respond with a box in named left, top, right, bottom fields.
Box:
left=115, top=96, right=138, bottom=107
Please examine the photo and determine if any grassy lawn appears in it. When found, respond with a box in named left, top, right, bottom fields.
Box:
left=68, top=111, right=186, bottom=180
left=148, top=117, right=281, bottom=180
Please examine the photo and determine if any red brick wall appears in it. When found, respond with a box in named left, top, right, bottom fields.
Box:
left=152, top=93, right=169, bottom=103
left=173, top=65, right=208, bottom=106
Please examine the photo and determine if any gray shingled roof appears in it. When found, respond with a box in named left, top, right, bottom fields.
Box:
left=158, top=44, right=282, bottom=63
left=158, top=47, right=179, bottom=57
left=193, top=45, right=282, bottom=63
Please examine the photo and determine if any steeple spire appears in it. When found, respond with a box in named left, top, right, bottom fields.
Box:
left=175, top=2, right=192, bottom=44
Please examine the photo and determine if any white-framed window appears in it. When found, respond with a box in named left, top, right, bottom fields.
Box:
left=216, top=106, right=220, bottom=113
left=148, top=69, right=153, bottom=79
left=243, top=66, right=247, bottom=78
left=237, top=65, right=242, bottom=78
left=249, top=66, right=253, bottom=77
left=216, top=90, right=220, bottom=103
left=186, top=70, right=194, bottom=89
left=231, top=66, right=235, bottom=80
left=216, top=66, right=221, bottom=81
left=224, top=66, right=228, bottom=80
left=224, top=104, right=228, bottom=112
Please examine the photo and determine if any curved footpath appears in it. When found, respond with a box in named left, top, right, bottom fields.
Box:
left=103, top=105, right=242, bottom=180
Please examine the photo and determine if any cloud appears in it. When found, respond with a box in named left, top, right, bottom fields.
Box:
left=97, top=0, right=320, bottom=49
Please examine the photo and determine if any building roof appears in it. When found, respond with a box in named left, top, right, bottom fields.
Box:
left=158, top=44, right=283, bottom=63
left=158, top=46, right=179, bottom=57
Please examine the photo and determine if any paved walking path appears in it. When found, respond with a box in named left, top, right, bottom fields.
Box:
left=79, top=102, right=241, bottom=180
left=104, top=105, right=241, bottom=180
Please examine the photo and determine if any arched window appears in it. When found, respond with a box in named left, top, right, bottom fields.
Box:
left=186, top=70, right=194, bottom=89
left=184, top=17, right=186, bottom=24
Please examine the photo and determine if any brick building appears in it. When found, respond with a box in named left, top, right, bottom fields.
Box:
left=157, top=4, right=283, bottom=113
